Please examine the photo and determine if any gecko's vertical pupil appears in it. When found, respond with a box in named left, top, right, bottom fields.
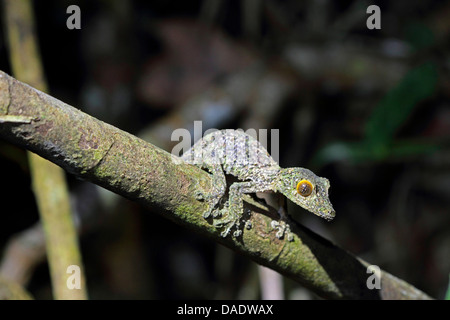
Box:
left=297, top=180, right=313, bottom=197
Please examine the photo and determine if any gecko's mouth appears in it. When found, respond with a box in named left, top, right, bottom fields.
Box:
left=317, top=207, right=335, bottom=221
left=324, top=210, right=336, bottom=221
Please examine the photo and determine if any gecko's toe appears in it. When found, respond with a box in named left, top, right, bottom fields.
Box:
left=202, top=210, right=212, bottom=219
left=212, top=209, right=222, bottom=218
left=275, top=230, right=284, bottom=239
left=194, top=190, right=206, bottom=201
left=220, top=226, right=232, bottom=238
left=233, top=230, right=242, bottom=237
left=271, top=220, right=288, bottom=239
left=286, top=232, right=294, bottom=242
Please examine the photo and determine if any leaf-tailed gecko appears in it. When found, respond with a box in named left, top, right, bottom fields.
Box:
left=181, top=129, right=335, bottom=239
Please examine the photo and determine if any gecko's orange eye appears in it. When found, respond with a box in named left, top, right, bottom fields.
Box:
left=297, top=180, right=313, bottom=197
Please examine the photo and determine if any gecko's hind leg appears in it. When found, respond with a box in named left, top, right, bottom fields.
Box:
left=198, top=162, right=226, bottom=219
left=222, top=181, right=270, bottom=237
left=182, top=149, right=226, bottom=219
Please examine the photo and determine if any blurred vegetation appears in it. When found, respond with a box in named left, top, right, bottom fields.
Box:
left=446, top=275, right=450, bottom=300
left=314, top=61, right=439, bottom=165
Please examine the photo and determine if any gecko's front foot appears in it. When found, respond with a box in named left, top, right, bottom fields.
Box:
left=195, top=190, right=225, bottom=219
left=211, top=202, right=247, bottom=238
left=213, top=218, right=238, bottom=237
left=271, top=220, right=294, bottom=241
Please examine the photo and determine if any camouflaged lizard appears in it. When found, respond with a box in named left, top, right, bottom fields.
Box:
left=181, top=129, right=335, bottom=239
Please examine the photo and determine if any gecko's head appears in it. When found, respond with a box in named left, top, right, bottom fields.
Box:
left=277, top=168, right=335, bottom=221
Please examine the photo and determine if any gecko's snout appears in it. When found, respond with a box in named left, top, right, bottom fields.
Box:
left=325, top=209, right=336, bottom=221
left=318, top=206, right=335, bottom=221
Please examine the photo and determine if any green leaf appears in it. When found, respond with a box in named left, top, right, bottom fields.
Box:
left=446, top=274, right=450, bottom=300
left=389, top=140, right=440, bottom=159
left=314, top=60, right=439, bottom=166
left=311, top=141, right=374, bottom=167
left=364, top=62, right=438, bottom=147
left=405, top=23, right=435, bottom=51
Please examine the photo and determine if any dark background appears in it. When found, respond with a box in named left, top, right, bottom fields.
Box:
left=0, top=0, right=449, bottom=299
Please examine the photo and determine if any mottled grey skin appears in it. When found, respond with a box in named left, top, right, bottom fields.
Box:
left=181, top=129, right=335, bottom=237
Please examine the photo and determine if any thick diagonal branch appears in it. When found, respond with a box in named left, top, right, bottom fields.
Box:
left=0, top=71, right=432, bottom=300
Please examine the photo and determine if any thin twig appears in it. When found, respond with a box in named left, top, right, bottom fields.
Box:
left=2, top=0, right=87, bottom=300
left=0, top=275, right=33, bottom=300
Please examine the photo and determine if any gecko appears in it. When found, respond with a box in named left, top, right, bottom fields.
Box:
left=181, top=129, right=335, bottom=239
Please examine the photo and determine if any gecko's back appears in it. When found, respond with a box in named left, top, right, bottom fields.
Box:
left=181, top=129, right=335, bottom=238
left=182, top=129, right=279, bottom=181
